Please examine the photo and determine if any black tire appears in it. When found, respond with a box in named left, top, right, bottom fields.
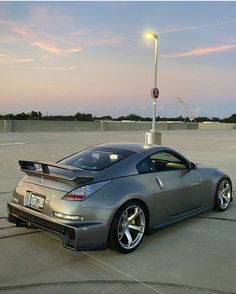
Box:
left=108, top=200, right=147, bottom=254
left=214, top=177, right=232, bottom=212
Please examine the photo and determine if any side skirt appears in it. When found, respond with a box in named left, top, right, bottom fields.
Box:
left=148, top=205, right=211, bottom=234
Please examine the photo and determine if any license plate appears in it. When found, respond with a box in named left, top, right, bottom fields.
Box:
left=29, top=193, right=45, bottom=210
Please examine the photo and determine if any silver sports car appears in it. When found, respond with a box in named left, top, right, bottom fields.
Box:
left=8, top=143, right=233, bottom=253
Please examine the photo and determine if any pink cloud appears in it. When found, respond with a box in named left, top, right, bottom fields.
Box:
left=41, top=32, right=74, bottom=45
left=29, top=65, right=79, bottom=71
left=161, top=44, right=236, bottom=58
left=84, top=37, right=124, bottom=47
left=0, top=34, right=19, bottom=44
left=0, top=19, right=19, bottom=26
left=70, top=29, right=124, bottom=46
left=71, top=30, right=90, bottom=37
left=31, top=41, right=81, bottom=55
left=0, top=17, right=123, bottom=60
left=11, top=26, right=33, bottom=38
left=0, top=18, right=81, bottom=56
left=0, top=55, right=33, bottom=64
left=0, top=19, right=34, bottom=38
left=159, top=19, right=236, bottom=35
left=14, top=58, right=33, bottom=63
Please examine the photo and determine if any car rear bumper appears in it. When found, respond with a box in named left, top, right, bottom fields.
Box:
left=7, top=201, right=107, bottom=251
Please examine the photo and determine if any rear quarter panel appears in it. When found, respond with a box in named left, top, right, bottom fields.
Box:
left=81, top=174, right=169, bottom=234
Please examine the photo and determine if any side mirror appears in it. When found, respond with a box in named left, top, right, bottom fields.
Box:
left=190, top=162, right=196, bottom=169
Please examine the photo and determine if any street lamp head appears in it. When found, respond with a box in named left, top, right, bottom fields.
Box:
left=145, top=32, right=158, bottom=40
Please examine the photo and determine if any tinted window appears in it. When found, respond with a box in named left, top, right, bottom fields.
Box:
left=59, top=148, right=134, bottom=171
left=137, top=151, right=188, bottom=174
left=151, top=151, right=187, bottom=171
left=137, top=158, right=156, bottom=174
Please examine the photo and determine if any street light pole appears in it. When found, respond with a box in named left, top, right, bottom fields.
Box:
left=154, top=36, right=158, bottom=89
left=145, top=32, right=161, bottom=145
left=152, top=35, right=158, bottom=135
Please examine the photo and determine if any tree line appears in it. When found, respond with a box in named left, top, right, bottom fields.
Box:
left=0, top=111, right=236, bottom=123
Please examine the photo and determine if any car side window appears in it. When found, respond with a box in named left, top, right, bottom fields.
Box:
left=137, top=151, right=188, bottom=174
left=136, top=158, right=156, bottom=174
left=150, top=151, right=188, bottom=172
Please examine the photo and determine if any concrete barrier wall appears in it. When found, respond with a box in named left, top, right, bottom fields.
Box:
left=0, top=120, right=12, bottom=132
left=101, top=121, right=198, bottom=131
left=167, top=122, right=198, bottom=130
left=0, top=120, right=4, bottom=132
left=101, top=121, right=152, bottom=131
left=198, top=122, right=236, bottom=130
left=10, top=120, right=101, bottom=132
left=0, top=120, right=235, bottom=132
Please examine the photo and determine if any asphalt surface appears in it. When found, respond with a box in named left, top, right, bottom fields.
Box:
left=0, top=130, right=236, bottom=294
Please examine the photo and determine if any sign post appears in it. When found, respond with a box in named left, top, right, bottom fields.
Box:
left=144, top=32, right=161, bottom=145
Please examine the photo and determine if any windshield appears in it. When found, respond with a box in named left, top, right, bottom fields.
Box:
left=59, top=147, right=134, bottom=171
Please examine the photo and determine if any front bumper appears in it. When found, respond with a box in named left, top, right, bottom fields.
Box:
left=7, top=201, right=106, bottom=251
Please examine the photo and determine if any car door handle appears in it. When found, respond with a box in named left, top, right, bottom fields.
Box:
left=155, top=175, right=164, bottom=190
left=187, top=182, right=199, bottom=187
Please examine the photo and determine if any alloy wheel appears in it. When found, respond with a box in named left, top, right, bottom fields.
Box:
left=217, top=179, right=232, bottom=210
left=117, top=205, right=146, bottom=250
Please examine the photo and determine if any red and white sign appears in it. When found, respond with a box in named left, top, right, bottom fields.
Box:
left=151, top=88, right=159, bottom=99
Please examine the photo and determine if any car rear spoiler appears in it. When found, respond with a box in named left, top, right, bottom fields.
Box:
left=19, top=160, right=94, bottom=184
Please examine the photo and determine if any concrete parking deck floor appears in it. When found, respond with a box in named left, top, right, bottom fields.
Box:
left=0, top=130, right=236, bottom=294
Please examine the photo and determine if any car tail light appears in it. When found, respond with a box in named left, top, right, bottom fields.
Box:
left=62, top=180, right=110, bottom=201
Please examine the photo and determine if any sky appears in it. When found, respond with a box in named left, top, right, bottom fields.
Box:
left=0, top=1, right=236, bottom=118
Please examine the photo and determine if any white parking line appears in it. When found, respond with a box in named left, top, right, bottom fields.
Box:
left=0, top=142, right=27, bottom=146
left=0, top=139, right=58, bottom=146
left=41, top=231, right=163, bottom=294
left=82, top=252, right=163, bottom=294
left=0, top=138, right=13, bottom=140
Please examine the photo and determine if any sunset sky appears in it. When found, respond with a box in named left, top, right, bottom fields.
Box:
left=1, top=1, right=236, bottom=118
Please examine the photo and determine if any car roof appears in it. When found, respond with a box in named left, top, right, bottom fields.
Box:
left=66, top=143, right=191, bottom=181
left=93, top=142, right=162, bottom=153
left=88, top=142, right=190, bottom=181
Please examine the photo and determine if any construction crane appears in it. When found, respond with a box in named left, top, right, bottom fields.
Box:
left=177, top=97, right=197, bottom=121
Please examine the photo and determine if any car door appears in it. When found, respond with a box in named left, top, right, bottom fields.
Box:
left=149, top=151, right=208, bottom=216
